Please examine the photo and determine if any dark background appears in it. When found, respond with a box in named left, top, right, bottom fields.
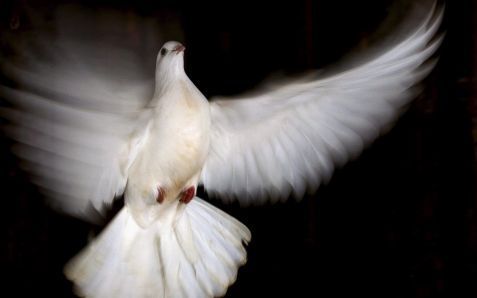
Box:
left=1, top=0, right=476, bottom=297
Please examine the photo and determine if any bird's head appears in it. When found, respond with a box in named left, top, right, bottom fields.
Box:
left=155, top=41, right=186, bottom=89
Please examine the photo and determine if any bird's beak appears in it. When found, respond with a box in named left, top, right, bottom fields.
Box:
left=173, top=44, right=186, bottom=54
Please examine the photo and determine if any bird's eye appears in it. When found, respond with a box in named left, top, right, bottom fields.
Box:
left=160, top=48, right=167, bottom=56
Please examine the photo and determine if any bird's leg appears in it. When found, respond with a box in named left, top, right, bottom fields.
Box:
left=179, top=186, right=195, bottom=204
left=156, top=186, right=166, bottom=204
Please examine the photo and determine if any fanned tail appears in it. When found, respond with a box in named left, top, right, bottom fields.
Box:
left=65, top=197, right=251, bottom=298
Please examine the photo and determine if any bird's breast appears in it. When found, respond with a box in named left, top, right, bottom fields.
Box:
left=128, top=84, right=211, bottom=201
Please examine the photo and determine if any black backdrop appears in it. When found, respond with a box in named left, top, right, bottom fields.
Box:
left=1, top=0, right=476, bottom=297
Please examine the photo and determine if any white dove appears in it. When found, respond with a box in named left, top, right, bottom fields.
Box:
left=0, top=2, right=443, bottom=298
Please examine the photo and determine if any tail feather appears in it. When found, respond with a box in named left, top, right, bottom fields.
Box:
left=65, top=197, right=251, bottom=298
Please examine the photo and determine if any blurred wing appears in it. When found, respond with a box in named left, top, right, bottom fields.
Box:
left=201, top=5, right=443, bottom=205
left=0, top=5, right=161, bottom=222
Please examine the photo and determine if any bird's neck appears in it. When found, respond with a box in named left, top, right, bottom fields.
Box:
left=153, top=66, right=187, bottom=99
left=151, top=74, right=193, bottom=107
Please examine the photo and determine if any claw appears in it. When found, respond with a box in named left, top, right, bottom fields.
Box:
left=179, top=186, right=195, bottom=204
left=156, top=186, right=165, bottom=204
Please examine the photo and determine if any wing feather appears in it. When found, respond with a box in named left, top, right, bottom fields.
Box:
left=201, top=4, right=443, bottom=205
left=0, top=5, right=160, bottom=222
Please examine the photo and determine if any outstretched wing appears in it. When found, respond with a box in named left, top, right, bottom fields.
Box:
left=0, top=5, right=161, bottom=222
left=201, top=4, right=443, bottom=205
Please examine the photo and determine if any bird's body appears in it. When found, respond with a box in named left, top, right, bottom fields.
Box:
left=126, top=56, right=211, bottom=227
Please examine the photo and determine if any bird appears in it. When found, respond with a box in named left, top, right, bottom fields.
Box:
left=0, top=2, right=443, bottom=298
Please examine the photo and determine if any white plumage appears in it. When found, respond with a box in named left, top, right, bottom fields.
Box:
left=202, top=5, right=443, bottom=204
left=0, top=2, right=443, bottom=298
left=65, top=198, right=250, bottom=298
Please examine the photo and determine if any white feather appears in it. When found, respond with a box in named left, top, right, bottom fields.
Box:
left=65, top=198, right=251, bottom=298
left=0, top=2, right=444, bottom=298
left=0, top=6, right=158, bottom=221
left=201, top=5, right=443, bottom=205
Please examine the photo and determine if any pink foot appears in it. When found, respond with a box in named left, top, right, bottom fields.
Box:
left=179, top=186, right=195, bottom=204
left=156, top=186, right=165, bottom=204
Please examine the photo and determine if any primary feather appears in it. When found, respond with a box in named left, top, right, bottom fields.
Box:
left=0, top=5, right=157, bottom=221
left=201, top=4, right=443, bottom=205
